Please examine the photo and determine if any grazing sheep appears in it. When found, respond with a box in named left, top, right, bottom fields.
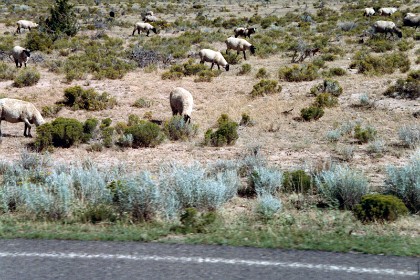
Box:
left=225, top=37, right=256, bottom=60
left=372, top=20, right=402, bottom=38
left=403, top=13, right=419, bottom=28
left=378, top=7, right=398, bottom=16
left=363, top=8, right=375, bottom=17
left=16, top=20, right=38, bottom=34
left=234, top=27, right=257, bottom=38
left=143, top=15, right=158, bottom=22
left=198, top=49, right=229, bottom=71
left=0, top=98, right=45, bottom=138
left=169, top=87, right=193, bottom=123
left=10, top=46, right=31, bottom=68
left=132, top=22, right=157, bottom=36
left=145, top=11, right=154, bottom=16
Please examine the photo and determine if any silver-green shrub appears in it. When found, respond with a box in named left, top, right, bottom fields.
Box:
left=255, top=194, right=282, bottom=219
left=384, top=150, right=420, bottom=213
left=398, top=124, right=420, bottom=148
left=251, top=166, right=283, bottom=195
left=315, top=164, right=369, bottom=209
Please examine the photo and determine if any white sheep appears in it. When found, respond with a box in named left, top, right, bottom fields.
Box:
left=378, top=7, right=398, bottom=16
left=403, top=13, right=419, bottom=29
left=10, top=46, right=31, bottom=68
left=132, top=22, right=157, bottom=36
left=143, top=15, right=158, bottom=22
left=145, top=11, right=154, bottom=16
left=372, top=20, right=402, bottom=38
left=198, top=49, right=229, bottom=71
left=169, top=87, right=193, bottom=123
left=0, top=98, right=45, bottom=138
left=16, top=20, right=38, bottom=34
left=363, top=8, right=375, bottom=17
left=234, top=27, right=257, bottom=38
left=225, top=37, right=256, bottom=60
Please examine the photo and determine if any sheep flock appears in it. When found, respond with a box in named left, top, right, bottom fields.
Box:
left=1, top=2, right=418, bottom=146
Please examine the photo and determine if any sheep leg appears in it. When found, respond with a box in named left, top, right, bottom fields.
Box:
left=16, top=26, right=20, bottom=34
left=0, top=121, right=2, bottom=137
left=14, top=59, right=19, bottom=68
left=132, top=28, right=136, bottom=36
left=243, top=51, right=247, bottom=60
left=217, top=64, right=220, bottom=70
left=146, top=30, right=150, bottom=36
left=210, top=62, right=214, bottom=70
left=23, top=120, right=32, bottom=137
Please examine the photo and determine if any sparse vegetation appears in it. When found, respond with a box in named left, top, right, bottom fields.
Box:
left=13, top=68, right=40, bottom=87
left=204, top=114, right=238, bottom=147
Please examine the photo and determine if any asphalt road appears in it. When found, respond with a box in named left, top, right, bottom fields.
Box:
left=0, top=239, right=418, bottom=280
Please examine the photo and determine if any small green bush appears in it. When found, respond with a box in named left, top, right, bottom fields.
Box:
left=224, top=52, right=242, bottom=65
left=0, top=62, right=17, bottom=81
left=45, top=0, right=79, bottom=37
left=239, top=113, right=254, bottom=126
left=366, top=37, right=394, bottom=53
left=353, top=194, right=408, bottom=222
left=13, top=68, right=40, bottom=87
left=383, top=71, right=420, bottom=100
left=24, top=31, right=53, bottom=52
left=79, top=204, right=118, bottom=223
left=328, top=67, right=346, bottom=77
left=34, top=117, right=85, bottom=151
left=350, top=51, right=410, bottom=75
left=283, top=170, right=313, bottom=194
left=300, top=106, right=324, bottom=121
left=133, top=98, right=152, bottom=108
left=278, top=63, right=319, bottom=82
left=41, top=104, right=63, bottom=118
left=204, top=114, right=238, bottom=147
left=238, top=63, right=251, bottom=75
left=354, top=124, right=377, bottom=143
left=124, top=121, right=165, bottom=148
left=62, top=86, right=116, bottom=110
left=314, top=93, right=338, bottom=108
left=250, top=79, right=282, bottom=97
left=163, top=115, right=198, bottom=141
left=161, top=59, right=220, bottom=81
left=172, top=208, right=217, bottom=234
left=256, top=67, right=270, bottom=79
left=83, top=118, right=98, bottom=142
left=310, top=79, right=343, bottom=97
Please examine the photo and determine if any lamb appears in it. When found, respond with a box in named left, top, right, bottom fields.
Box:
left=234, top=27, right=256, bottom=38
left=16, top=20, right=38, bottom=34
left=143, top=15, right=158, bottom=22
left=0, top=98, right=45, bottom=138
left=378, top=7, right=398, bottom=16
left=169, top=87, right=193, bottom=123
left=10, top=46, right=31, bottom=68
left=198, top=49, right=229, bottom=71
left=132, top=22, right=157, bottom=36
left=225, top=37, right=256, bottom=60
left=372, top=20, right=402, bottom=38
left=403, top=13, right=419, bottom=28
left=363, top=8, right=375, bottom=17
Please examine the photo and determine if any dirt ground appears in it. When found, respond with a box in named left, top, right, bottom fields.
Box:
left=0, top=0, right=419, bottom=190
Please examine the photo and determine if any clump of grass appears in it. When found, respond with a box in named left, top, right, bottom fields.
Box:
left=250, top=79, right=282, bottom=97
left=314, top=93, right=338, bottom=108
left=310, top=79, right=343, bottom=97
left=384, top=150, right=420, bottom=213
left=255, top=67, right=270, bottom=79
left=350, top=51, right=410, bottom=75
left=300, top=106, right=324, bottom=121
left=354, top=124, right=377, bottom=143
left=398, top=124, right=420, bottom=148
left=163, top=115, right=198, bottom=141
left=383, top=70, right=419, bottom=100
left=61, top=86, right=116, bottom=111
left=204, top=114, right=238, bottom=147
left=133, top=98, right=152, bottom=108
left=0, top=62, right=17, bottom=81
left=237, top=63, right=251, bottom=75
left=315, top=164, right=369, bottom=210
left=278, top=63, right=319, bottom=82
left=13, top=68, right=40, bottom=87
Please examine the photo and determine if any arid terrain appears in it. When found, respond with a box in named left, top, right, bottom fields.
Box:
left=1, top=0, right=418, bottom=189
